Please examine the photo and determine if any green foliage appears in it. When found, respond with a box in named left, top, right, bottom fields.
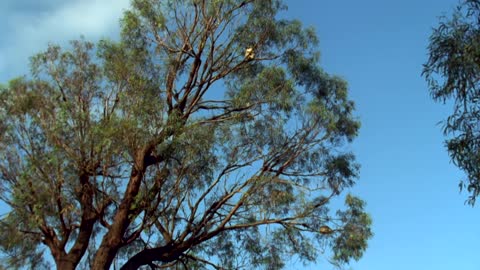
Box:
left=333, top=195, right=373, bottom=263
left=424, top=0, right=480, bottom=205
left=0, top=0, right=371, bottom=269
left=0, top=211, right=51, bottom=268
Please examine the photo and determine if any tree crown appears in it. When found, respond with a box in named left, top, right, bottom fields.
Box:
left=0, top=0, right=371, bottom=269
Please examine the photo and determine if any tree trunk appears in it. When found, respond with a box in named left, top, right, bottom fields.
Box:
left=91, top=166, right=145, bottom=270
left=55, top=258, right=78, bottom=270
left=91, top=139, right=171, bottom=269
left=91, top=241, right=121, bottom=270
left=90, top=196, right=132, bottom=270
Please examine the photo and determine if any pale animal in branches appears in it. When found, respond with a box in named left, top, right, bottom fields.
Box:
left=245, top=47, right=254, bottom=60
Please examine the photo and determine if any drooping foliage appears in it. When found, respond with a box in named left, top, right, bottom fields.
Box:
left=424, top=0, right=480, bottom=205
left=0, top=0, right=371, bottom=269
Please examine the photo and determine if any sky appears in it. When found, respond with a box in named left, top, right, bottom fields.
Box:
left=1, top=0, right=479, bottom=269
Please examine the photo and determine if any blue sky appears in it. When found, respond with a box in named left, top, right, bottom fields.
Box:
left=1, top=0, right=479, bottom=269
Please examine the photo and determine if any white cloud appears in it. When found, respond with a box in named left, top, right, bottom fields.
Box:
left=0, top=0, right=131, bottom=81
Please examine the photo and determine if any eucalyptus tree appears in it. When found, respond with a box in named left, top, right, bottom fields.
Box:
left=424, top=0, right=480, bottom=205
left=0, top=0, right=372, bottom=269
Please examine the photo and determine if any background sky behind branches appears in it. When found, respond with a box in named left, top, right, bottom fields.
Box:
left=1, top=0, right=479, bottom=269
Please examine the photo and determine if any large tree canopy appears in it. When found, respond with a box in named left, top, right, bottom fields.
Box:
left=424, top=0, right=480, bottom=205
left=0, top=0, right=372, bottom=269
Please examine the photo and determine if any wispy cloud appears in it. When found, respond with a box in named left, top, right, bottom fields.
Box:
left=0, top=0, right=131, bottom=81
